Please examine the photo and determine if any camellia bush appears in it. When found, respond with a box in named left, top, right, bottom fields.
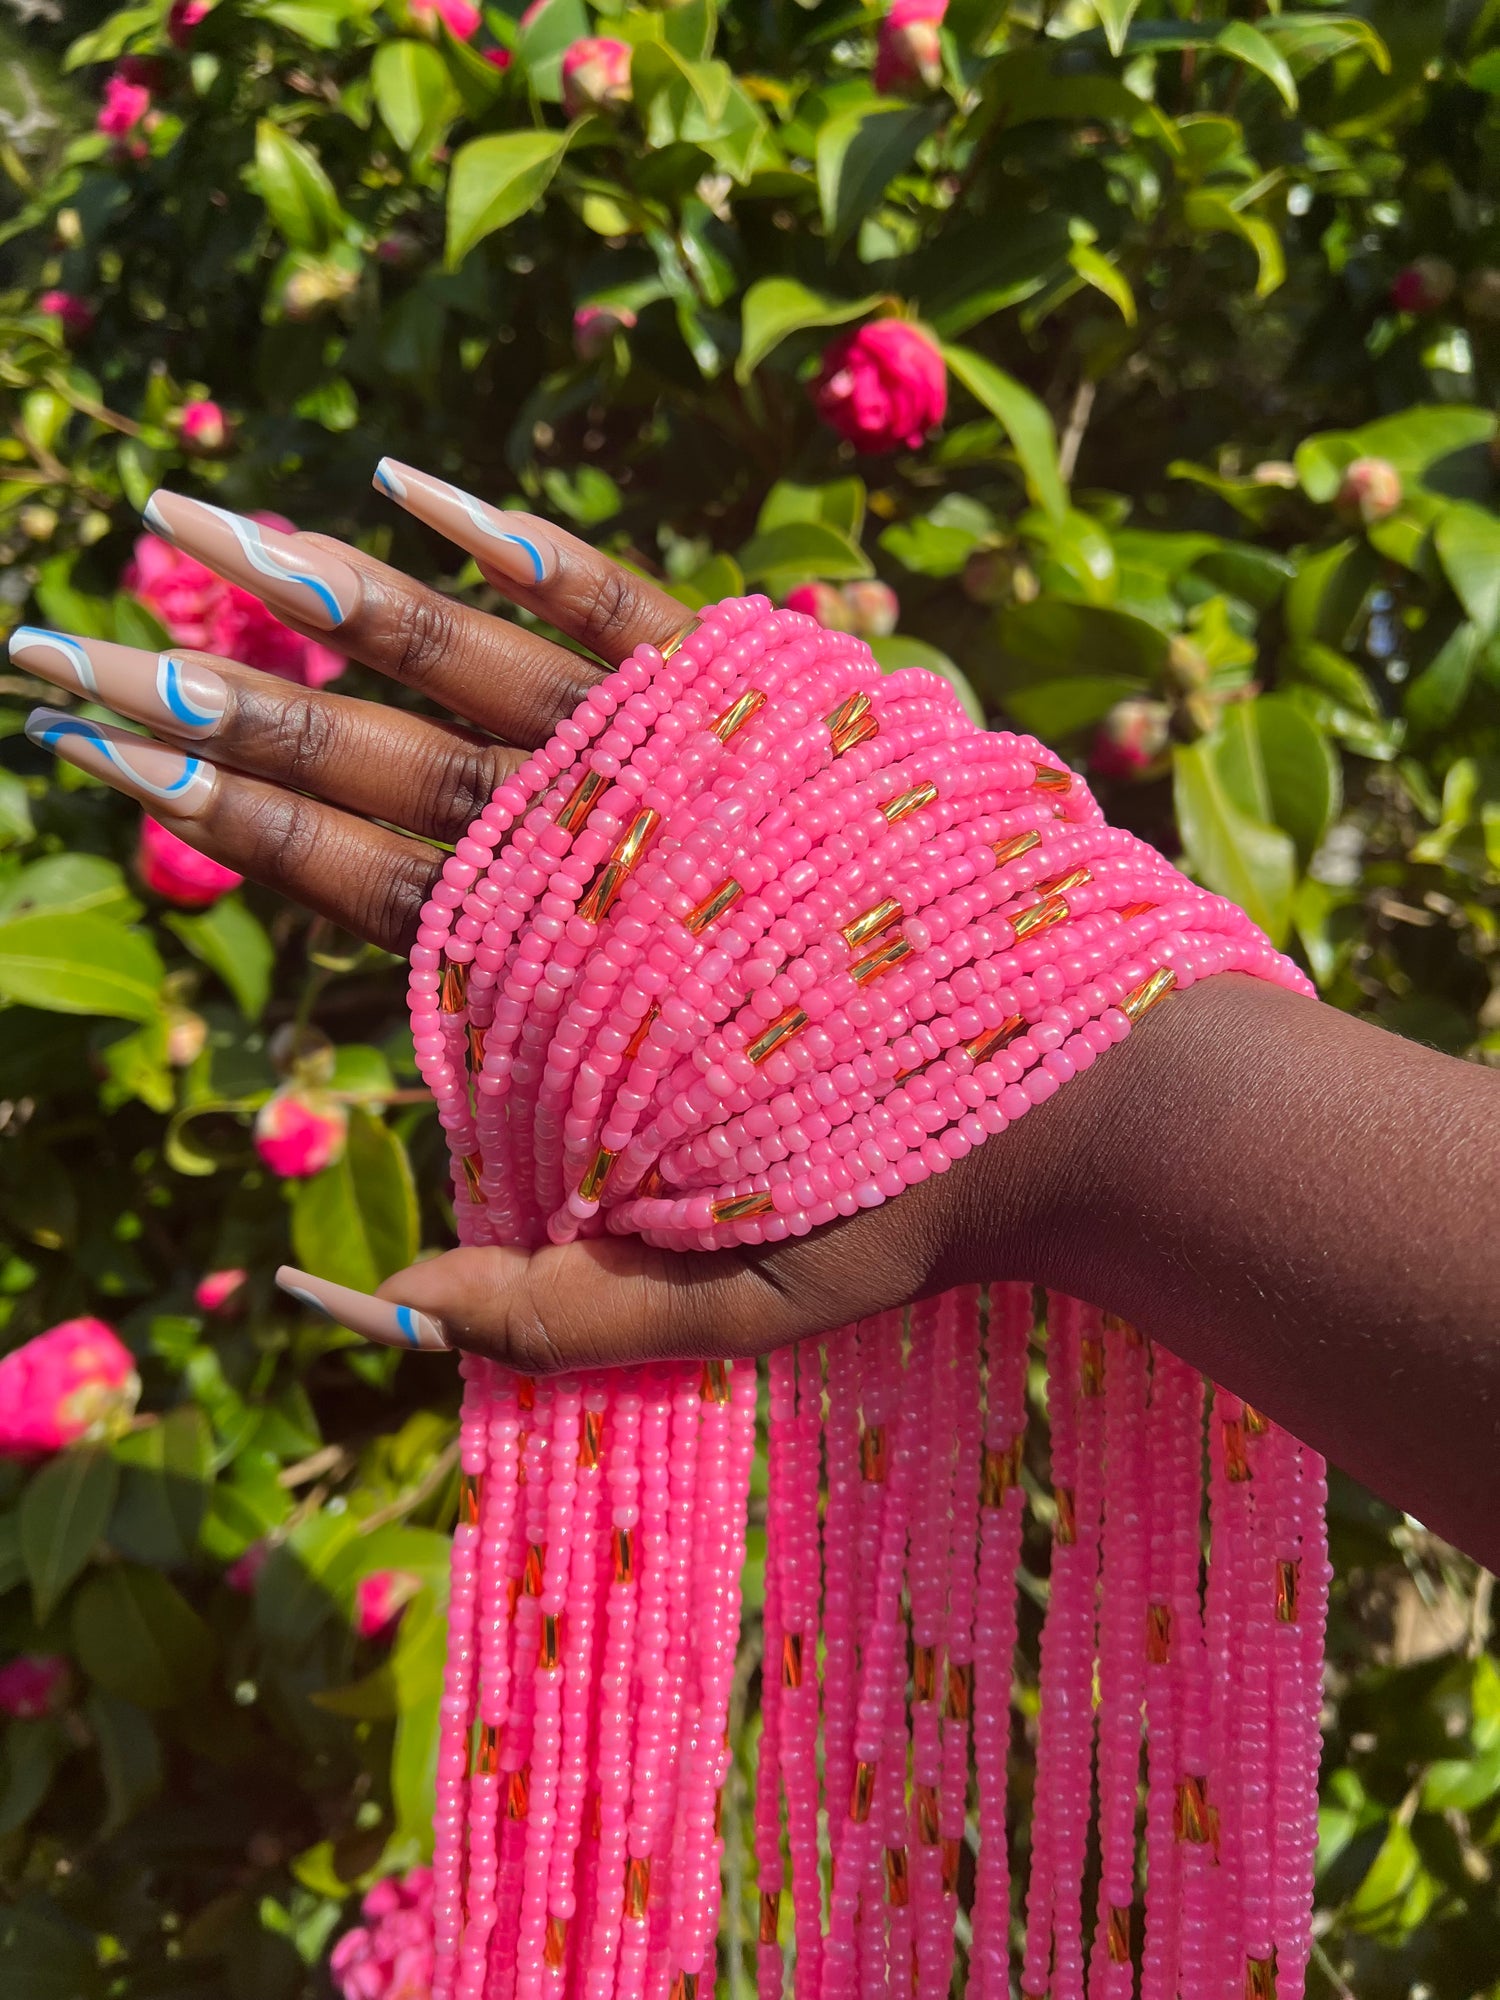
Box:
left=2, top=0, right=1500, bottom=1992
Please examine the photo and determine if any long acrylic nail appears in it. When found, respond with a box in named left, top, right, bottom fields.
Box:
left=143, top=490, right=360, bottom=632
left=373, top=458, right=558, bottom=588
left=9, top=628, right=227, bottom=737
left=275, top=1265, right=450, bottom=1352
left=26, top=707, right=215, bottom=813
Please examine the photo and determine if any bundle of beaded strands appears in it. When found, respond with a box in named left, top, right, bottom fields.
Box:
left=405, top=594, right=1333, bottom=2000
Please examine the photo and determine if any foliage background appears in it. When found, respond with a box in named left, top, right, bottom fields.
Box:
left=1, top=0, right=1499, bottom=1992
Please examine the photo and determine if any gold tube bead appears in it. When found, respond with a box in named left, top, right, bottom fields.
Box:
left=850, top=935, right=916, bottom=985
left=517, top=1374, right=536, bottom=1410
left=523, top=1543, right=545, bottom=1596
left=1246, top=1957, right=1276, bottom=2000
left=624, top=1856, right=651, bottom=1920
left=912, top=1644, right=937, bottom=1703
left=781, top=1631, right=804, bottom=1689
left=637, top=1162, right=666, bottom=1198
left=539, top=1613, right=560, bottom=1670
left=841, top=898, right=903, bottom=950
left=709, top=687, right=767, bottom=741
left=579, top=1407, right=604, bottom=1470
left=827, top=692, right=880, bottom=757
left=577, top=1148, right=616, bottom=1205
left=747, top=1007, right=809, bottom=1063
left=758, top=1891, right=781, bottom=1943
left=714, top=1788, right=722, bottom=1837
left=685, top=878, right=743, bottom=934
left=1223, top=1417, right=1251, bottom=1483
left=826, top=690, right=872, bottom=736
left=459, top=1472, right=482, bottom=1528
left=1244, top=1405, right=1269, bottom=1436
left=461, top=1152, right=485, bottom=1204
left=473, top=1722, right=502, bottom=1776
left=885, top=1845, right=910, bottom=1907
left=966, top=1015, right=1025, bottom=1067
left=1276, top=1558, right=1301, bottom=1624
left=851, top=1761, right=877, bottom=1823
left=701, top=1357, right=730, bottom=1405
left=1055, top=1487, right=1077, bottom=1545
left=1036, top=864, right=1091, bottom=898
left=545, top=1917, right=569, bottom=1970
left=440, top=961, right=469, bottom=1013
left=468, top=1024, right=487, bottom=1072
left=1146, top=1603, right=1172, bottom=1665
left=669, top=1975, right=698, bottom=2000
left=623, top=1003, right=660, bottom=1061
left=944, top=1660, right=973, bottom=1721
left=660, top=618, right=700, bottom=662
left=577, top=809, right=661, bottom=923
left=941, top=1837, right=961, bottom=1895
left=1122, top=966, right=1177, bottom=1023
left=712, top=1189, right=776, bottom=1223
left=980, top=1436, right=1023, bottom=1506
left=507, top=1766, right=530, bottom=1820
left=556, top=768, right=608, bottom=832
left=1119, top=899, right=1156, bottom=920
left=915, top=1784, right=940, bottom=1845
left=1107, top=1906, right=1132, bottom=1965
left=1033, top=761, right=1072, bottom=792
left=1011, top=893, right=1069, bottom=941
left=993, top=828, right=1042, bottom=867
left=860, top=1424, right=887, bottom=1483
left=1079, top=1336, right=1104, bottom=1398
left=1174, top=1775, right=1211, bottom=1844
left=612, top=1527, right=635, bottom=1586
left=879, top=780, right=938, bottom=824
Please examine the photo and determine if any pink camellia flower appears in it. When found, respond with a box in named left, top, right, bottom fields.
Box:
left=875, top=0, right=947, bottom=94
left=410, top=0, right=480, bottom=39
left=0, top=1655, right=71, bottom=1719
left=98, top=70, right=152, bottom=145
left=138, top=814, right=243, bottom=906
left=168, top=0, right=212, bottom=45
left=572, top=301, right=636, bottom=361
left=38, top=290, right=93, bottom=342
left=841, top=578, right=900, bottom=638
left=561, top=37, right=632, bottom=118
left=1335, top=455, right=1403, bottom=527
left=226, top=1540, right=270, bottom=1593
left=123, top=520, right=344, bottom=687
left=812, top=320, right=947, bottom=455
left=329, top=1868, right=435, bottom=2000
left=179, top=399, right=229, bottom=454
left=195, top=1269, right=247, bottom=1316
left=785, top=582, right=854, bottom=630
left=0, top=1318, right=139, bottom=1458
left=1090, top=697, right=1172, bottom=781
left=254, top=1088, right=348, bottom=1179
left=1389, top=255, right=1456, bottom=315
left=354, top=1569, right=423, bottom=1641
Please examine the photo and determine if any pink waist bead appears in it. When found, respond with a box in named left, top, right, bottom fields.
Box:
left=410, top=596, right=1327, bottom=2000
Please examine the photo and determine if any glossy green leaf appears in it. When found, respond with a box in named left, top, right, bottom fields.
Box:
left=446, top=129, right=571, bottom=268
left=757, top=478, right=866, bottom=541
left=0, top=1721, right=60, bottom=1838
left=253, top=120, right=345, bottom=254
left=1404, top=618, right=1481, bottom=735
left=1173, top=736, right=1296, bottom=942
left=1115, top=22, right=1297, bottom=108
left=1067, top=243, right=1135, bottom=324
left=108, top=1409, right=212, bottom=1569
left=736, top=519, right=874, bottom=586
left=0, top=1515, right=23, bottom=1597
left=166, top=896, right=274, bottom=1022
left=0, top=855, right=137, bottom=924
left=0, top=912, right=164, bottom=1023
left=1089, top=0, right=1140, bottom=57
left=816, top=101, right=943, bottom=254
left=1183, top=191, right=1285, bottom=298
left=1250, top=695, right=1341, bottom=867
left=1434, top=504, right=1500, bottom=635
left=291, top=1107, right=419, bottom=1295
left=20, top=1446, right=119, bottom=1624
left=72, top=1565, right=216, bottom=1710
left=1261, top=15, right=1389, bottom=75
left=0, top=773, right=33, bottom=848
left=516, top=0, right=591, bottom=100
left=371, top=40, right=456, bottom=157
left=735, top=281, right=884, bottom=384
left=942, top=345, right=1067, bottom=523
left=86, top=1691, right=163, bottom=1835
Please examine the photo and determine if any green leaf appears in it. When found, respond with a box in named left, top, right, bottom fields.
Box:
left=372, top=40, right=457, bottom=157
left=86, top=1691, right=163, bottom=1835
left=816, top=101, right=943, bottom=255
left=942, top=346, right=1067, bottom=523
left=391, top=1684, right=442, bottom=1861
left=1183, top=191, right=1285, bottom=298
left=1434, top=504, right=1500, bottom=636
left=0, top=1721, right=60, bottom=1838
left=446, top=129, right=571, bottom=268
left=0, top=912, right=164, bottom=1023
left=253, top=120, right=346, bottom=255
left=1173, top=737, right=1296, bottom=943
left=21, top=1447, right=120, bottom=1624
left=757, top=478, right=866, bottom=541
left=986, top=599, right=1167, bottom=739
left=736, top=519, right=873, bottom=586
left=1067, top=244, right=1135, bottom=324
left=1405, top=618, right=1481, bottom=735
left=1283, top=539, right=1379, bottom=649
left=1114, top=22, right=1297, bottom=108
left=0, top=855, right=136, bottom=924
left=735, top=281, right=884, bottom=384
left=0, top=773, right=34, bottom=849
left=1088, top=0, right=1140, bottom=57
left=1264, top=15, right=1389, bottom=77
left=108, top=1409, right=212, bottom=1568
left=1249, top=695, right=1341, bottom=868
left=0, top=1515, right=23, bottom=1597
left=72, top=1565, right=216, bottom=1710
left=291, top=1108, right=419, bottom=1295
left=516, top=0, right=591, bottom=100
left=166, top=896, right=274, bottom=1022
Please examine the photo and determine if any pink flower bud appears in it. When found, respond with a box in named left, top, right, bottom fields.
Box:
left=573, top=301, right=637, bottom=361
left=1334, top=456, right=1402, bottom=527
left=137, top=814, right=243, bottom=907
left=178, top=399, right=229, bottom=454
left=168, top=0, right=212, bottom=46
left=195, top=1269, right=247, bottom=1316
left=38, top=290, right=93, bottom=342
left=0, top=1318, right=139, bottom=1458
left=812, top=320, right=947, bottom=456
left=354, top=1569, right=423, bottom=1641
left=226, top=1540, right=270, bottom=1593
left=561, top=37, right=633, bottom=118
left=166, top=1007, right=209, bottom=1067
left=1089, top=697, right=1172, bottom=781
left=97, top=70, right=152, bottom=144
left=875, top=0, right=947, bottom=94
left=483, top=46, right=512, bottom=70
left=254, top=1089, right=348, bottom=1179
left=841, top=578, right=900, bottom=638
left=410, top=0, right=480, bottom=39
left=0, top=1654, right=71, bottom=1719
left=785, top=583, right=855, bottom=631
left=1389, top=256, right=1456, bottom=315
left=330, top=1869, right=436, bottom=2000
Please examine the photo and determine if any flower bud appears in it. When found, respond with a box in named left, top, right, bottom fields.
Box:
left=137, top=814, right=243, bottom=907
left=1389, top=256, right=1456, bottom=315
left=874, top=0, right=947, bottom=94
left=1089, top=697, right=1172, bottom=781
left=560, top=37, right=632, bottom=118
left=841, top=578, right=900, bottom=637
left=19, top=505, right=57, bottom=542
left=572, top=301, right=637, bottom=361
left=813, top=320, right=947, bottom=456
left=177, top=399, right=229, bottom=455
left=38, top=290, right=94, bottom=342
left=1164, top=636, right=1210, bottom=693
left=226, top=1541, right=270, bottom=1593
left=254, top=1088, right=348, bottom=1178
left=166, top=1006, right=209, bottom=1067
left=1334, top=455, right=1402, bottom=527
left=1250, top=460, right=1298, bottom=488
left=195, top=1268, right=247, bottom=1316
left=354, top=1569, right=423, bottom=1641
left=0, top=1655, right=71, bottom=1719
left=168, top=0, right=212, bottom=46
left=0, top=1318, right=139, bottom=1457
left=785, top=582, right=854, bottom=630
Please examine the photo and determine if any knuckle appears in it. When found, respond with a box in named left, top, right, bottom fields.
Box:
left=264, top=693, right=338, bottom=792
left=415, top=739, right=508, bottom=839
left=572, top=564, right=639, bottom=657
left=366, top=851, right=439, bottom=956
left=500, top=1281, right=574, bottom=1376
left=390, top=590, right=463, bottom=693
left=238, top=789, right=322, bottom=896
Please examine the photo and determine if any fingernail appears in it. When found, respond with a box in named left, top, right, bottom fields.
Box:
left=26, top=707, right=215, bottom=813
left=373, top=458, right=558, bottom=588
left=275, top=1265, right=451, bottom=1352
left=144, top=491, right=360, bottom=632
left=9, top=628, right=226, bottom=737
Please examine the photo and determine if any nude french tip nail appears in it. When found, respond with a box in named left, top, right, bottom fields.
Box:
left=10, top=628, right=226, bottom=735
left=275, top=1265, right=451, bottom=1353
left=142, top=488, right=361, bottom=633
left=371, top=458, right=557, bottom=588
left=25, top=705, right=216, bottom=813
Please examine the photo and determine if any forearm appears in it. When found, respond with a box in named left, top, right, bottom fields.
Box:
left=965, top=974, right=1500, bottom=1567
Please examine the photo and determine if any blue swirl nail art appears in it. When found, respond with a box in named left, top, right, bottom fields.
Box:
left=373, top=458, right=408, bottom=501
left=10, top=627, right=96, bottom=695
left=26, top=714, right=207, bottom=803
left=146, top=496, right=350, bottom=626
left=156, top=654, right=221, bottom=729
left=394, top=1305, right=424, bottom=1347
left=283, top=1284, right=333, bottom=1319
left=447, top=489, right=546, bottom=584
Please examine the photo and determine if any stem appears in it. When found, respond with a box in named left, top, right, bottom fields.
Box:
left=1057, top=375, right=1097, bottom=483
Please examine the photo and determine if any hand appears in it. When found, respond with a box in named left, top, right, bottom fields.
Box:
left=15, top=465, right=1048, bottom=1370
